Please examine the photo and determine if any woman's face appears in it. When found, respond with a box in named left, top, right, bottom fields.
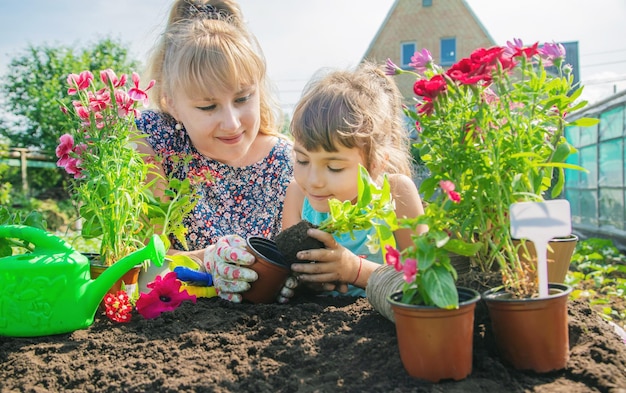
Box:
left=292, top=140, right=366, bottom=213
left=168, top=83, right=261, bottom=165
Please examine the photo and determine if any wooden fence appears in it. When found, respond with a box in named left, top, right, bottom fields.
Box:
left=0, top=148, right=56, bottom=194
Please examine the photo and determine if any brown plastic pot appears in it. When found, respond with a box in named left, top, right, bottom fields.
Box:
left=387, top=287, right=481, bottom=383
left=482, top=283, right=573, bottom=372
left=242, top=237, right=290, bottom=304
left=513, top=235, right=578, bottom=283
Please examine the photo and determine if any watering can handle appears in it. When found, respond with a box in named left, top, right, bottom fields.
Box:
left=0, top=225, right=74, bottom=253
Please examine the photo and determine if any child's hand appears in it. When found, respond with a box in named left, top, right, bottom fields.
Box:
left=290, top=229, right=361, bottom=287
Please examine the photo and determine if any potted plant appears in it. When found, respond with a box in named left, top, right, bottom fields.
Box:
left=245, top=165, right=398, bottom=303
left=380, top=180, right=481, bottom=382
left=387, top=39, right=598, bottom=372
left=56, top=69, right=203, bottom=302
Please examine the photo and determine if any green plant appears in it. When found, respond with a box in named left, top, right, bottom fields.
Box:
left=385, top=180, right=481, bottom=308
left=567, top=238, right=626, bottom=323
left=0, top=38, right=139, bottom=153
left=317, top=165, right=398, bottom=258
left=388, top=39, right=598, bottom=298
left=56, top=69, right=156, bottom=266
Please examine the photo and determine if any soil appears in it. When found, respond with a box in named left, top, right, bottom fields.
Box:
left=0, top=272, right=625, bottom=393
left=274, top=220, right=324, bottom=265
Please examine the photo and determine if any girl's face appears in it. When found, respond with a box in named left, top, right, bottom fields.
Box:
left=293, top=140, right=366, bottom=213
left=168, top=83, right=261, bottom=165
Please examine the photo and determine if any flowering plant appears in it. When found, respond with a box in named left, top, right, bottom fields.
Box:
left=385, top=180, right=480, bottom=308
left=57, top=69, right=205, bottom=269
left=388, top=39, right=598, bottom=298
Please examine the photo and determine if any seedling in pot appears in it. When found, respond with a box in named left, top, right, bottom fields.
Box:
left=274, top=165, right=398, bottom=265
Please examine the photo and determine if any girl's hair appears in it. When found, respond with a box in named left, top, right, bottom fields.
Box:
left=290, top=62, right=413, bottom=177
left=145, top=0, right=280, bottom=136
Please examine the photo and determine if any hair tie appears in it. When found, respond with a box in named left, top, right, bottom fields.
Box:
left=188, top=3, right=223, bottom=20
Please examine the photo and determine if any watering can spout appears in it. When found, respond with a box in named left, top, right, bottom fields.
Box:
left=84, top=235, right=166, bottom=310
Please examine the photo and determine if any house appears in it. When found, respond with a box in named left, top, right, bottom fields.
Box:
left=361, top=0, right=495, bottom=103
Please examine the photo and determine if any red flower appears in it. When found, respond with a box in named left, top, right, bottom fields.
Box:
left=413, top=75, right=447, bottom=99
left=136, top=272, right=196, bottom=319
left=104, top=290, right=133, bottom=323
left=385, top=245, right=402, bottom=271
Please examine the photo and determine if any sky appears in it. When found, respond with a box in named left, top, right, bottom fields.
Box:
left=0, top=0, right=625, bottom=114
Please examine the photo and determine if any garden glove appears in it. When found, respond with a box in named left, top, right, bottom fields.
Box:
left=204, top=234, right=258, bottom=303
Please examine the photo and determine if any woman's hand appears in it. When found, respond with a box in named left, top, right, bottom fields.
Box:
left=290, top=229, right=360, bottom=291
left=204, top=235, right=258, bottom=302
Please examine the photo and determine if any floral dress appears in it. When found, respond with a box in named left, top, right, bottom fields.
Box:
left=136, top=110, right=293, bottom=251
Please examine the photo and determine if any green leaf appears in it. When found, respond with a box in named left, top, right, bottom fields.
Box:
left=443, top=239, right=481, bottom=257
left=568, top=117, right=599, bottom=127
left=422, top=265, right=458, bottom=309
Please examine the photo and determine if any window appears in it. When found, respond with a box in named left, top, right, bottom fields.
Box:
left=440, top=38, right=456, bottom=66
left=401, top=42, right=416, bottom=69
left=423, top=0, right=432, bottom=6
left=564, top=102, right=626, bottom=236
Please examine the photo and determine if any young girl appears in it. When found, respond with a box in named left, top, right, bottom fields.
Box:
left=283, top=62, right=427, bottom=297
left=135, top=0, right=293, bottom=302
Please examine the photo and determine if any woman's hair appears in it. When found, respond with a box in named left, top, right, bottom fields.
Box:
left=145, top=0, right=280, bottom=136
left=290, top=62, right=413, bottom=177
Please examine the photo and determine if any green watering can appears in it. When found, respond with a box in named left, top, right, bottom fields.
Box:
left=0, top=225, right=165, bottom=337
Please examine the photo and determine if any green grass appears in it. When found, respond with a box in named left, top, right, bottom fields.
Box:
left=566, top=237, right=626, bottom=324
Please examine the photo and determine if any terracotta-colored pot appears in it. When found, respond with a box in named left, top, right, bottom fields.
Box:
left=89, top=261, right=142, bottom=309
left=513, top=235, right=578, bottom=283
left=243, top=237, right=290, bottom=304
left=387, top=287, right=481, bottom=383
left=482, top=283, right=573, bottom=373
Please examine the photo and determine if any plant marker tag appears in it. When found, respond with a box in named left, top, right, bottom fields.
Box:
left=509, top=200, right=572, bottom=298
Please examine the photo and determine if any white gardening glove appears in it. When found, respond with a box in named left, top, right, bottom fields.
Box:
left=204, top=235, right=258, bottom=303
left=277, top=274, right=299, bottom=304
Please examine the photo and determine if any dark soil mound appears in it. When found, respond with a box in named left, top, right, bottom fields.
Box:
left=274, top=220, right=324, bottom=265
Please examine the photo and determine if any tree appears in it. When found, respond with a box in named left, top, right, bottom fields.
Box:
left=0, top=38, right=141, bottom=154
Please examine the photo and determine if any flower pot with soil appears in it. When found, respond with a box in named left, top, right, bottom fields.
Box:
left=387, top=287, right=481, bottom=382
left=482, top=283, right=573, bottom=372
left=513, top=234, right=578, bottom=284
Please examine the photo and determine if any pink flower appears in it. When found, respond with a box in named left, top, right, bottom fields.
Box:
left=384, top=58, right=402, bottom=76
left=409, top=48, right=433, bottom=73
left=402, top=258, right=417, bottom=283
left=385, top=245, right=402, bottom=271
left=55, top=133, right=74, bottom=159
left=100, top=69, right=127, bottom=88
left=128, top=72, right=155, bottom=107
left=539, top=42, right=566, bottom=67
left=440, top=180, right=461, bottom=203
left=136, top=271, right=196, bottom=319
left=66, top=71, right=93, bottom=95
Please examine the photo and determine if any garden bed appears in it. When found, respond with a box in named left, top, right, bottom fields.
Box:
left=0, top=288, right=624, bottom=392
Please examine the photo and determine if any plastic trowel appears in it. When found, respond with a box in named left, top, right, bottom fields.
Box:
left=509, top=200, right=572, bottom=298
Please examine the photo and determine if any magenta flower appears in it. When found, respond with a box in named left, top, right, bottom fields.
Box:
left=100, top=69, right=127, bottom=88
left=409, top=48, right=433, bottom=73
left=66, top=71, right=93, bottom=95
left=539, top=42, right=566, bottom=67
left=128, top=72, right=155, bottom=107
left=402, top=258, right=417, bottom=283
left=136, top=271, right=196, bottom=319
left=385, top=245, right=402, bottom=271
left=440, top=180, right=461, bottom=203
